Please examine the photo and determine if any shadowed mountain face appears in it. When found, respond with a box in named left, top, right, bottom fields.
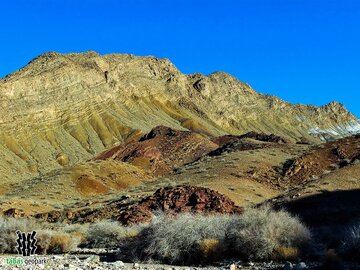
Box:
left=277, top=189, right=360, bottom=250
left=280, top=189, right=360, bottom=226
left=0, top=51, right=359, bottom=185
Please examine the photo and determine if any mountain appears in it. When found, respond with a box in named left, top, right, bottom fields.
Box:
left=0, top=51, right=359, bottom=185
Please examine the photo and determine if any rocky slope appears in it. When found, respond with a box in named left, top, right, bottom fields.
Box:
left=94, top=125, right=218, bottom=177
left=0, top=126, right=289, bottom=216
left=283, top=134, right=360, bottom=185
left=31, top=185, right=242, bottom=224
left=0, top=51, right=359, bottom=184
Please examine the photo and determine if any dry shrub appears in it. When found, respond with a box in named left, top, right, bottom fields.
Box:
left=225, top=205, right=310, bottom=261
left=0, top=218, right=82, bottom=254
left=198, top=238, right=220, bottom=260
left=0, top=207, right=310, bottom=263
left=36, top=230, right=81, bottom=254
left=123, top=207, right=310, bottom=264
left=85, top=220, right=140, bottom=248
left=62, top=223, right=89, bottom=243
left=72, top=231, right=86, bottom=244
left=50, top=232, right=80, bottom=253
left=272, top=246, right=299, bottom=261
left=0, top=217, right=37, bottom=253
left=128, top=213, right=231, bottom=264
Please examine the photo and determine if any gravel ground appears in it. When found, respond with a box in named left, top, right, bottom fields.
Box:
left=1, top=254, right=360, bottom=270
left=0, top=254, right=315, bottom=270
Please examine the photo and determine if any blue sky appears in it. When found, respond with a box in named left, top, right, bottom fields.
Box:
left=1, top=0, right=359, bottom=117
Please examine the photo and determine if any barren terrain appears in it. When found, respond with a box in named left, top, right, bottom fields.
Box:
left=0, top=52, right=360, bottom=269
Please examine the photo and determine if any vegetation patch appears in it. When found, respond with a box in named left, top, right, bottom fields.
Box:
left=0, top=207, right=310, bottom=264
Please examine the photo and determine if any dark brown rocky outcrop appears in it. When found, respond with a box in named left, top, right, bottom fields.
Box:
left=212, top=132, right=287, bottom=147
left=210, top=131, right=287, bottom=156
left=119, top=185, right=242, bottom=225
left=94, top=126, right=218, bottom=176
left=283, top=135, right=360, bottom=184
left=238, top=131, right=288, bottom=144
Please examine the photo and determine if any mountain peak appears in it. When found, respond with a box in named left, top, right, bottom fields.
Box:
left=0, top=51, right=358, bottom=183
left=323, top=100, right=346, bottom=110
left=28, top=51, right=62, bottom=63
left=320, top=101, right=350, bottom=116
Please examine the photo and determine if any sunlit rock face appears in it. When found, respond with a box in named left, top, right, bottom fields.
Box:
left=0, top=51, right=358, bottom=183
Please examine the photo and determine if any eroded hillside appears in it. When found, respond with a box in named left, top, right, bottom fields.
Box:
left=0, top=51, right=359, bottom=185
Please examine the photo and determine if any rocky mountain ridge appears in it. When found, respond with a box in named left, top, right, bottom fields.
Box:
left=0, top=51, right=359, bottom=184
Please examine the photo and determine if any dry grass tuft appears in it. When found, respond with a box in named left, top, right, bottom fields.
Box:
left=198, top=238, right=220, bottom=260
left=272, top=246, right=299, bottom=261
left=37, top=230, right=81, bottom=254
